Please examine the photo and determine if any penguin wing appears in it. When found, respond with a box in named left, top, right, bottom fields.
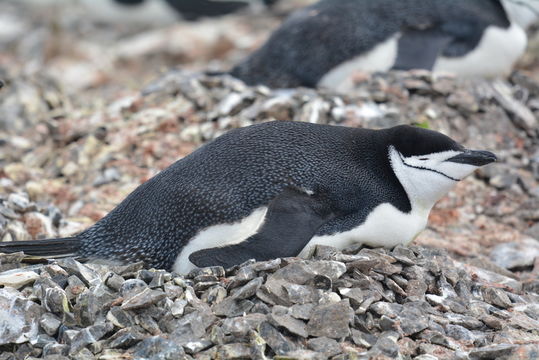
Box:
left=393, top=28, right=453, bottom=71
left=188, top=187, right=338, bottom=268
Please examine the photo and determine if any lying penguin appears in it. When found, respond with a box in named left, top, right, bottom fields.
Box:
left=0, top=121, right=496, bottom=273
left=231, top=0, right=539, bottom=90
left=11, top=0, right=279, bottom=23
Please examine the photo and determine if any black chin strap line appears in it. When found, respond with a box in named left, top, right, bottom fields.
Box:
left=398, top=152, right=461, bottom=182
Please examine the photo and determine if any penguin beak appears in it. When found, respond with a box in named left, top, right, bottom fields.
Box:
left=446, top=150, right=497, bottom=166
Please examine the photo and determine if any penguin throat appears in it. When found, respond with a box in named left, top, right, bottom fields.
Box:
left=502, top=0, right=539, bottom=28
left=388, top=146, right=458, bottom=211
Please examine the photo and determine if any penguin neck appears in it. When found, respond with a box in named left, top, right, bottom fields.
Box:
left=501, top=0, right=539, bottom=28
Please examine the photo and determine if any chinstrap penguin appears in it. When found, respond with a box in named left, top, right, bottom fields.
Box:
left=0, top=121, right=496, bottom=273
left=10, top=0, right=279, bottom=24
left=231, top=0, right=539, bottom=90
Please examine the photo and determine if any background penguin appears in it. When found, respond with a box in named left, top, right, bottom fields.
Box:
left=231, top=0, right=539, bottom=90
left=0, top=121, right=496, bottom=273
left=7, top=0, right=280, bottom=24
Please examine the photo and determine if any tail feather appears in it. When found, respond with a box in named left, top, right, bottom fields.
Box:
left=0, top=237, right=81, bottom=258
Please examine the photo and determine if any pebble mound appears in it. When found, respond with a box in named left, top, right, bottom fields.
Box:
left=0, top=243, right=538, bottom=359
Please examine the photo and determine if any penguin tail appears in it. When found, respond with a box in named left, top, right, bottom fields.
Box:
left=204, top=70, right=229, bottom=77
left=0, top=237, right=81, bottom=258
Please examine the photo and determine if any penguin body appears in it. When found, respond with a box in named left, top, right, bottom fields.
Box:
left=0, top=122, right=496, bottom=273
left=11, top=0, right=278, bottom=24
left=231, top=0, right=539, bottom=90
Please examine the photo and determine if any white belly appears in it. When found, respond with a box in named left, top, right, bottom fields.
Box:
left=433, top=23, right=527, bottom=77
left=298, top=203, right=429, bottom=257
left=319, top=23, right=527, bottom=92
left=172, top=201, right=429, bottom=274
left=318, top=35, right=399, bottom=92
left=172, top=207, right=268, bottom=274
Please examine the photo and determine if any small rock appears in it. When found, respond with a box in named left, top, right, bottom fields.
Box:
left=469, top=344, right=517, bottom=359
left=269, top=313, right=308, bottom=338
left=306, top=337, right=342, bottom=357
left=0, top=269, right=39, bottom=289
left=307, top=299, right=353, bottom=339
left=131, top=335, right=186, bottom=359
left=489, top=239, right=539, bottom=270
left=121, top=288, right=166, bottom=310
left=258, top=321, right=296, bottom=356
left=39, top=313, right=62, bottom=336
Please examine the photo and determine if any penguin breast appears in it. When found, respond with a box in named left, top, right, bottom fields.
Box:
left=433, top=23, right=527, bottom=77
left=298, top=202, right=430, bottom=257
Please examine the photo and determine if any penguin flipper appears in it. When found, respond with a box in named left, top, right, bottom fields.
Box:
left=393, top=28, right=453, bottom=71
left=189, top=187, right=337, bottom=268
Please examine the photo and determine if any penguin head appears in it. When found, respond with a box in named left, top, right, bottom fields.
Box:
left=502, top=0, right=539, bottom=28
left=386, top=125, right=496, bottom=209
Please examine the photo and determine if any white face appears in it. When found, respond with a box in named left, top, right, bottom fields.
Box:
left=389, top=146, right=479, bottom=210
left=502, top=0, right=539, bottom=28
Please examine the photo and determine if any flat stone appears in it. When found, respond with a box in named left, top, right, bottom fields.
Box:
left=216, top=343, right=252, bottom=359
left=107, top=327, right=144, bottom=349
left=106, top=307, right=135, bottom=328
left=212, top=298, right=254, bottom=317
left=307, top=299, right=353, bottom=339
left=490, top=239, right=539, bottom=270
left=282, top=283, right=319, bottom=304
left=221, top=313, right=267, bottom=337
left=482, top=287, right=513, bottom=309
left=0, top=288, right=42, bottom=344
left=0, top=269, right=39, bottom=289
left=289, top=304, right=314, bottom=320
left=230, top=277, right=263, bottom=300
left=39, top=313, right=62, bottom=336
left=469, top=344, right=517, bottom=359
left=306, top=337, right=342, bottom=357
left=131, top=335, right=186, bottom=359
left=269, top=313, right=308, bottom=338
left=119, top=279, right=148, bottom=298
left=351, top=329, right=377, bottom=349
left=258, top=321, right=296, bottom=356
left=121, top=288, right=166, bottom=310
left=339, top=287, right=367, bottom=310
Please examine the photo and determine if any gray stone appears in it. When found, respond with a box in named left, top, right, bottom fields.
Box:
left=121, top=288, right=166, bottom=310
left=212, top=297, right=254, bottom=317
left=230, top=277, right=263, bottom=300
left=216, top=343, right=252, bottom=359
left=107, top=327, right=144, bottom=349
left=469, top=344, right=517, bottom=359
left=489, top=239, right=539, bottom=270
left=106, top=307, right=135, bottom=328
left=289, top=303, right=314, bottom=320
left=258, top=321, right=296, bottom=356
left=269, top=313, right=308, bottom=338
left=221, top=313, right=267, bottom=337
left=131, top=335, right=186, bottom=359
left=351, top=329, right=377, bottom=349
left=119, top=279, right=148, bottom=298
left=0, top=269, right=39, bottom=289
left=39, top=313, right=62, bottom=336
left=282, top=283, right=320, bottom=304
left=482, top=287, right=513, bottom=309
left=306, top=337, right=342, bottom=357
left=0, top=288, right=43, bottom=345
left=307, top=299, right=353, bottom=339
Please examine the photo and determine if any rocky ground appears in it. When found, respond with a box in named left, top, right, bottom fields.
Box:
left=1, top=1, right=539, bottom=359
